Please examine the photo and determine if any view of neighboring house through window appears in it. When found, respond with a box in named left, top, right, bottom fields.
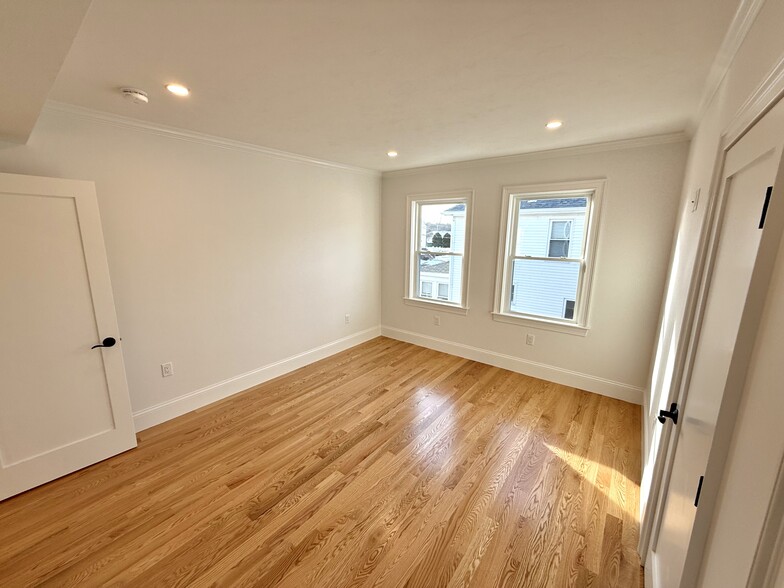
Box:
left=564, top=299, right=575, bottom=320
left=494, top=181, right=603, bottom=329
left=407, top=192, right=472, bottom=309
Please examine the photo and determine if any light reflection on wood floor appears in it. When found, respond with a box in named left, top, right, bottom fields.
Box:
left=0, top=337, right=642, bottom=587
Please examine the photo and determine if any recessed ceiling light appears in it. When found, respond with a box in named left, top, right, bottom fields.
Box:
left=387, top=151, right=398, bottom=158
left=166, top=83, right=190, bottom=97
left=545, top=120, right=563, bottom=130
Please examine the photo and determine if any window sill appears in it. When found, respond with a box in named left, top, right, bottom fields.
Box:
left=491, top=312, right=589, bottom=336
left=403, top=297, right=469, bottom=315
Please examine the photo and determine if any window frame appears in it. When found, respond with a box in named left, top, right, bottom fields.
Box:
left=492, top=179, right=605, bottom=335
left=405, top=190, right=474, bottom=314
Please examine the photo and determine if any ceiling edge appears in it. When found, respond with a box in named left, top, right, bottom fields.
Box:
left=382, top=132, right=690, bottom=178
left=42, top=101, right=381, bottom=177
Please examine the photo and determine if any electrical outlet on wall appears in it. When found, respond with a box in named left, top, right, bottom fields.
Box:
left=161, top=362, right=174, bottom=377
left=345, top=313, right=350, bottom=325
left=433, top=315, right=441, bottom=326
left=526, top=334, right=535, bottom=346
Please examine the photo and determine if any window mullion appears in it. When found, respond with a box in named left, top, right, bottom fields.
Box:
left=416, top=250, right=463, bottom=257
left=512, top=255, right=583, bottom=263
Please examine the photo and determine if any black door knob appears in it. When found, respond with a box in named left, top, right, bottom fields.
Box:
left=91, top=337, right=117, bottom=349
left=658, top=402, right=679, bottom=425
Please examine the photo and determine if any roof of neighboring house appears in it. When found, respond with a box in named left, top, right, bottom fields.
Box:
left=419, top=258, right=449, bottom=274
left=519, top=197, right=587, bottom=209
left=443, top=203, right=465, bottom=214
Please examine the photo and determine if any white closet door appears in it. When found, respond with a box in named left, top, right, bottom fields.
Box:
left=0, top=172, right=136, bottom=501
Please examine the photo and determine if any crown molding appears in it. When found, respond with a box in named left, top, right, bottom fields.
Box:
left=43, top=101, right=380, bottom=177
left=382, top=132, right=690, bottom=178
left=690, top=0, right=767, bottom=132
left=723, top=50, right=784, bottom=148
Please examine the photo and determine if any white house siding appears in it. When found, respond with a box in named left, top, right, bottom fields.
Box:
left=511, top=206, right=586, bottom=318
left=511, top=259, right=580, bottom=318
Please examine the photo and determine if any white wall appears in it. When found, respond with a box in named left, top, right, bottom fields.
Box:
left=641, top=0, right=784, bottom=584
left=381, top=139, right=689, bottom=403
left=645, top=0, right=784, bottom=456
left=0, top=105, right=381, bottom=428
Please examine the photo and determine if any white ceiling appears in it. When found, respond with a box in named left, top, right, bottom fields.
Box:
left=45, top=0, right=739, bottom=170
left=0, top=0, right=91, bottom=143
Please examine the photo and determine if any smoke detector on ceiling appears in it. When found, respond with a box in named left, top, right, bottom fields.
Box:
left=120, top=88, right=149, bottom=105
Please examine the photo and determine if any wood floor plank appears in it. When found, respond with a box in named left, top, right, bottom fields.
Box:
left=0, top=337, right=643, bottom=587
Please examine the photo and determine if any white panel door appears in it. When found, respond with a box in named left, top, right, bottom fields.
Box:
left=650, top=99, right=784, bottom=587
left=0, top=172, right=136, bottom=501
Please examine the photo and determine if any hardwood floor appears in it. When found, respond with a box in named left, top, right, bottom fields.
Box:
left=0, top=337, right=643, bottom=587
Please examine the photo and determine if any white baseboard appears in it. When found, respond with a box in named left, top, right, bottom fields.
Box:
left=132, top=327, right=382, bottom=431
left=380, top=326, right=643, bottom=405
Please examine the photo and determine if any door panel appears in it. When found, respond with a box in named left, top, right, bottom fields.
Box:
left=653, top=153, right=777, bottom=587
left=0, top=172, right=136, bottom=500
left=650, top=98, right=784, bottom=587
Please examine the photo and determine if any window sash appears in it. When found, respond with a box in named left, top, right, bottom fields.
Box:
left=415, top=202, right=465, bottom=255
left=512, top=254, right=581, bottom=263
left=407, top=193, right=471, bottom=308
left=414, top=251, right=464, bottom=304
left=503, top=193, right=592, bottom=323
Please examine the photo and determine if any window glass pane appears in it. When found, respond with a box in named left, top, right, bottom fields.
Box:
left=421, top=282, right=432, bottom=297
left=514, top=197, right=588, bottom=257
left=419, top=202, right=466, bottom=253
left=419, top=253, right=462, bottom=304
left=550, top=220, right=571, bottom=240
left=509, top=258, right=580, bottom=319
left=548, top=239, right=569, bottom=258
left=564, top=300, right=575, bottom=319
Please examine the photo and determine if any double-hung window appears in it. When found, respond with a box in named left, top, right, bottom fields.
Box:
left=493, top=180, right=603, bottom=334
left=405, top=191, right=473, bottom=313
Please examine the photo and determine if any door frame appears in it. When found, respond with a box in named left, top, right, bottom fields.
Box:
left=640, top=52, right=784, bottom=585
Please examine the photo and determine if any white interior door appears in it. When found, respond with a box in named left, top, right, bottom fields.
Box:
left=650, top=99, right=784, bottom=587
left=0, top=172, right=136, bottom=501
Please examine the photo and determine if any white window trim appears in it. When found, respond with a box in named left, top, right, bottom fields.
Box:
left=404, top=189, right=474, bottom=314
left=492, top=179, right=605, bottom=336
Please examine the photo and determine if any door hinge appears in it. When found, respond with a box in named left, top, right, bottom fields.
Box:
left=759, top=186, right=773, bottom=229
left=694, top=475, right=705, bottom=507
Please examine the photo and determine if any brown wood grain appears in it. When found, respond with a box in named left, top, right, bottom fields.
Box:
left=0, top=337, right=643, bottom=587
